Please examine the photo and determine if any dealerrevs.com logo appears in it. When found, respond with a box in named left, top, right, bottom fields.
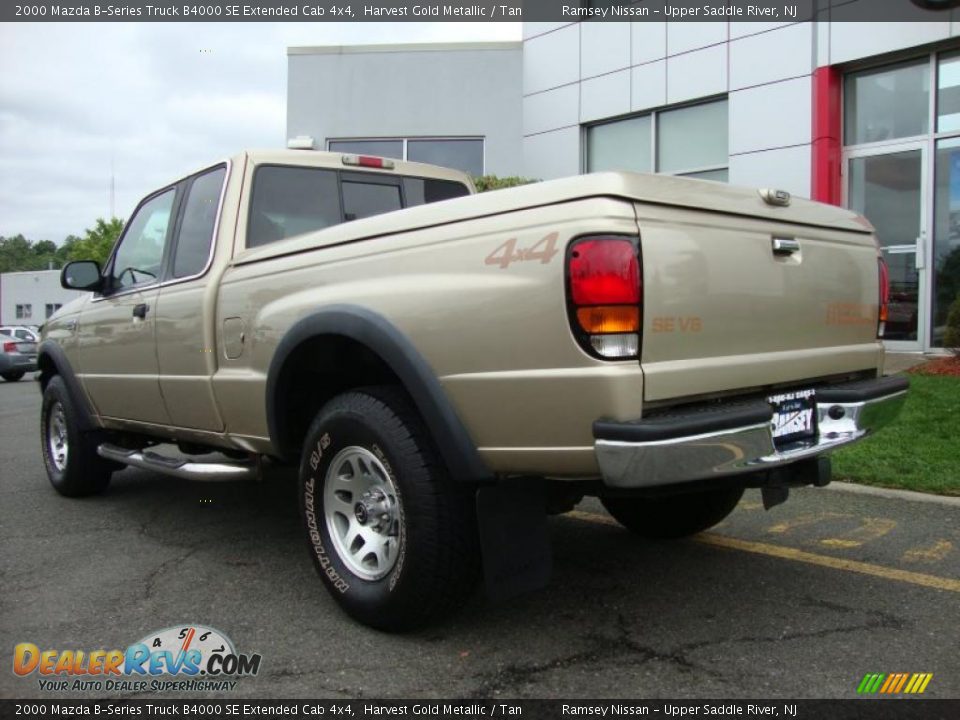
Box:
left=13, top=624, right=262, bottom=693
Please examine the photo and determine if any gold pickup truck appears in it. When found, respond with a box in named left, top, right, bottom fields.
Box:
left=39, top=150, right=907, bottom=630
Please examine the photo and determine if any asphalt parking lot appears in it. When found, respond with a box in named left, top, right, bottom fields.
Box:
left=1, top=379, right=958, bottom=700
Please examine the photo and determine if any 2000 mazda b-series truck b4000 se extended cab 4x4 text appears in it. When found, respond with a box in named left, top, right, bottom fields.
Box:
left=38, top=149, right=907, bottom=630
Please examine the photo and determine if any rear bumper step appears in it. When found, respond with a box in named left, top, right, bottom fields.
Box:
left=594, top=375, right=908, bottom=489
left=97, top=444, right=259, bottom=482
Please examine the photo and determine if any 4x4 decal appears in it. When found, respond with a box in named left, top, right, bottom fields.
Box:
left=485, top=232, right=559, bottom=269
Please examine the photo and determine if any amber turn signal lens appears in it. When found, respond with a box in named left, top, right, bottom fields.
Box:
left=576, top=306, right=640, bottom=334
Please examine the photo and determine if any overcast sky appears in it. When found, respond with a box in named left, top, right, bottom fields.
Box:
left=0, top=22, right=521, bottom=243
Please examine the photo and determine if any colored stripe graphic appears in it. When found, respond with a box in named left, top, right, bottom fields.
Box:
left=857, top=673, right=933, bottom=694
left=893, top=674, right=909, bottom=693
left=857, top=673, right=885, bottom=694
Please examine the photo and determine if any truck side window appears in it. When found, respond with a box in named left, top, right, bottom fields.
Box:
left=248, top=166, right=340, bottom=248
left=402, top=178, right=471, bottom=207
left=342, top=180, right=402, bottom=221
left=173, top=166, right=226, bottom=278
left=109, top=189, right=175, bottom=292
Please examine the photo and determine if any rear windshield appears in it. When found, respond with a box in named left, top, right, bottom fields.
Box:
left=247, top=165, right=470, bottom=248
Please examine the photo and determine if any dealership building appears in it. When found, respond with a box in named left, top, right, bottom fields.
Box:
left=287, top=21, right=960, bottom=353
left=0, top=270, right=84, bottom=326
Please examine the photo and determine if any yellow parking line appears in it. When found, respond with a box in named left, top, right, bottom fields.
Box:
left=566, top=511, right=960, bottom=594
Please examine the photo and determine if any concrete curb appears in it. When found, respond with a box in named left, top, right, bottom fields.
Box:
left=825, top=481, right=960, bottom=507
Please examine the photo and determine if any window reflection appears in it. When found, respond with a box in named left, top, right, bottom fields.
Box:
left=933, top=138, right=960, bottom=347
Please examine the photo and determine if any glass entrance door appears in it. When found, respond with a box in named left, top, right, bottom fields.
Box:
left=846, top=145, right=927, bottom=350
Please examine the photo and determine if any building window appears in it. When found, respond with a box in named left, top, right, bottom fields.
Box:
left=587, top=116, right=652, bottom=174
left=585, top=99, right=729, bottom=181
left=45, top=303, right=62, bottom=318
left=406, top=139, right=484, bottom=176
left=328, top=139, right=403, bottom=160
left=15, top=304, right=32, bottom=319
left=328, top=137, right=484, bottom=176
left=843, top=51, right=960, bottom=348
left=937, top=51, right=960, bottom=132
left=845, top=60, right=929, bottom=145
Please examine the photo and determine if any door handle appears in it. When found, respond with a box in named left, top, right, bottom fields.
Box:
left=915, top=235, right=926, bottom=270
left=132, top=303, right=149, bottom=319
left=772, top=237, right=800, bottom=255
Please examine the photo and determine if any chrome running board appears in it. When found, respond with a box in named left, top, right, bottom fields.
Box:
left=97, top=443, right=259, bottom=482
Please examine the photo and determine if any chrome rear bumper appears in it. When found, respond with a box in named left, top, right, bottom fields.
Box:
left=594, top=375, right=908, bottom=489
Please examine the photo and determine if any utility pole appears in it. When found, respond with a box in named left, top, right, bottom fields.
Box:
left=110, top=152, right=116, bottom=220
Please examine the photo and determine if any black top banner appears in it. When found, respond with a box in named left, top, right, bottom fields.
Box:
left=5, top=0, right=960, bottom=23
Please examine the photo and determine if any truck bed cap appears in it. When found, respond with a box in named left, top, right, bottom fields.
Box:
left=236, top=171, right=872, bottom=265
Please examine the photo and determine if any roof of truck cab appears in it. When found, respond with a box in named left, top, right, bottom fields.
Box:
left=235, top=170, right=874, bottom=267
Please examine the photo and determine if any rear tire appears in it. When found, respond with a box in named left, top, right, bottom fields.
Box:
left=41, top=376, right=114, bottom=497
left=298, top=386, right=479, bottom=631
left=601, top=486, right=744, bottom=539
left=2, top=371, right=25, bottom=382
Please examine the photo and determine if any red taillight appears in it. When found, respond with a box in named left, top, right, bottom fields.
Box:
left=878, top=257, right=890, bottom=338
left=3, top=341, right=16, bottom=353
left=570, top=239, right=640, bottom=305
left=567, top=236, right=642, bottom=359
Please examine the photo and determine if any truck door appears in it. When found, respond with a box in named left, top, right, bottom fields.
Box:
left=154, top=164, right=228, bottom=431
left=77, top=188, right=176, bottom=425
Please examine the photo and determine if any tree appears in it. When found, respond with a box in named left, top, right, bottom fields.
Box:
left=33, top=240, right=57, bottom=256
left=472, top=175, right=538, bottom=192
left=946, top=294, right=960, bottom=357
left=0, top=234, right=35, bottom=273
left=0, top=218, right=123, bottom=273
left=61, top=218, right=124, bottom=267
left=31, top=240, right=58, bottom=270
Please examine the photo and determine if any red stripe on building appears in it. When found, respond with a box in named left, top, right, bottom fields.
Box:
left=812, top=66, right=842, bottom=206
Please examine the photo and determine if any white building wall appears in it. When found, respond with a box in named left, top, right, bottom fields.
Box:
left=0, top=270, right=84, bottom=326
left=522, top=22, right=816, bottom=196
left=521, top=20, right=960, bottom=194
left=287, top=42, right=524, bottom=177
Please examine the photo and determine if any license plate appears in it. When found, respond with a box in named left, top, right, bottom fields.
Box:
left=768, top=389, right=816, bottom=444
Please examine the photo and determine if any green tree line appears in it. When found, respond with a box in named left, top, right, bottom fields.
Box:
left=0, top=218, right=124, bottom=274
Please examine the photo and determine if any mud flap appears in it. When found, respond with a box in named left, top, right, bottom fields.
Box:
left=760, top=456, right=832, bottom=509
left=476, top=481, right=552, bottom=602
left=761, top=486, right=790, bottom=510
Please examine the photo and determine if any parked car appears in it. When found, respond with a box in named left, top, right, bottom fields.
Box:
left=1, top=332, right=37, bottom=381
left=38, top=149, right=907, bottom=630
left=0, top=325, right=41, bottom=343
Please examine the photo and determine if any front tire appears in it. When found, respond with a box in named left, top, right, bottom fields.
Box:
left=2, top=371, right=25, bottom=382
left=601, top=486, right=744, bottom=539
left=298, top=387, right=479, bottom=631
left=41, top=376, right=114, bottom=497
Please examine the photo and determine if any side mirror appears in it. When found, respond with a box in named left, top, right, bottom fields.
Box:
left=61, top=260, right=103, bottom=292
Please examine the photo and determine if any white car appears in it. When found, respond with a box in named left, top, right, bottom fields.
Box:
left=0, top=325, right=40, bottom=343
